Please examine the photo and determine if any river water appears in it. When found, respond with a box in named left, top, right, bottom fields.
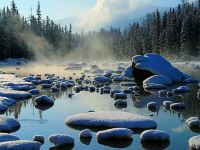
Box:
left=0, top=62, right=199, bottom=150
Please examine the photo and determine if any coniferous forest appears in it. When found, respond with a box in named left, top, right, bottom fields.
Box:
left=0, top=0, right=200, bottom=60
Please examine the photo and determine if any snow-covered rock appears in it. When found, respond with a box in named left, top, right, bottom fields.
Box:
left=110, top=90, right=121, bottom=97
left=147, top=102, right=159, bottom=110
left=132, top=54, right=190, bottom=82
left=48, top=134, right=74, bottom=147
left=33, top=135, right=44, bottom=144
left=172, top=86, right=190, bottom=93
left=94, top=76, right=111, bottom=83
left=65, top=111, right=157, bottom=129
left=123, top=65, right=133, bottom=78
left=97, top=128, right=133, bottom=140
left=143, top=75, right=172, bottom=87
left=41, top=84, right=52, bottom=89
left=170, top=103, right=185, bottom=110
left=79, top=129, right=92, bottom=138
left=163, top=101, right=173, bottom=108
left=112, top=75, right=128, bottom=82
left=144, top=83, right=167, bottom=89
left=0, top=88, right=32, bottom=100
left=29, top=89, right=39, bottom=95
left=120, top=82, right=136, bottom=87
left=0, top=133, right=19, bottom=142
left=0, top=140, right=41, bottom=150
left=189, top=135, right=200, bottom=150
left=0, top=116, right=20, bottom=133
left=140, top=129, right=170, bottom=141
left=114, top=100, right=127, bottom=108
left=34, top=95, right=54, bottom=106
left=114, top=93, right=127, bottom=100
left=186, top=117, right=200, bottom=129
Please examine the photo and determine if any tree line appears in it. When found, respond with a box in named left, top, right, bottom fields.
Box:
left=0, top=0, right=200, bottom=60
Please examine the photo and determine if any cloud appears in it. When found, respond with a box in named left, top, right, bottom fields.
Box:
left=75, top=0, right=151, bottom=31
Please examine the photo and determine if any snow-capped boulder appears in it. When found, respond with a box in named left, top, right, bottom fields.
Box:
left=0, top=88, right=32, bottom=100
left=144, top=83, right=167, bottom=89
left=120, top=82, right=136, bottom=87
left=114, top=93, right=127, bottom=100
left=34, top=95, right=54, bottom=106
left=29, top=89, right=39, bottom=95
left=147, top=102, right=159, bottom=111
left=172, top=86, right=190, bottom=94
left=114, top=100, right=127, bottom=108
left=110, top=90, right=121, bottom=97
left=94, top=76, right=111, bottom=83
left=0, top=140, right=41, bottom=150
left=123, top=65, right=133, bottom=78
left=189, top=135, right=200, bottom=150
left=79, top=129, right=92, bottom=138
left=163, top=101, right=173, bottom=108
left=97, top=128, right=133, bottom=140
left=0, top=116, right=20, bottom=133
left=170, top=103, right=185, bottom=110
left=140, top=129, right=170, bottom=141
left=41, top=84, right=52, bottom=89
left=48, top=134, right=74, bottom=147
left=143, top=75, right=172, bottom=86
left=132, top=54, right=190, bottom=82
left=0, top=133, right=19, bottom=142
left=186, top=117, right=200, bottom=129
left=65, top=111, right=157, bottom=129
left=112, top=75, right=128, bottom=82
left=33, top=135, right=44, bottom=144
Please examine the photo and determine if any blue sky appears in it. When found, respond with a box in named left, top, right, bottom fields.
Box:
left=0, top=0, right=182, bottom=20
left=0, top=0, right=187, bottom=31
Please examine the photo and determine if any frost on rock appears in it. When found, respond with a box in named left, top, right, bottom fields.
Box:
left=65, top=111, right=157, bottom=129
left=189, top=135, right=200, bottom=150
left=97, top=128, right=133, bottom=140
left=0, top=116, right=21, bottom=133
left=0, top=133, right=19, bottom=142
left=0, top=87, right=32, bottom=100
left=132, top=53, right=192, bottom=82
left=48, top=134, right=74, bottom=147
left=140, top=129, right=170, bottom=141
left=0, top=140, right=41, bottom=150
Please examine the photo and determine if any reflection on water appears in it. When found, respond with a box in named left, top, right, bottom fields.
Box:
left=0, top=65, right=199, bottom=150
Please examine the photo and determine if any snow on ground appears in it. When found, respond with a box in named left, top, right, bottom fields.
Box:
left=48, top=134, right=74, bottom=147
left=189, top=135, right=200, bottom=150
left=132, top=53, right=192, bottom=82
left=97, top=128, right=133, bottom=140
left=0, top=133, right=19, bottom=142
left=140, top=129, right=170, bottom=141
left=0, top=116, right=20, bottom=133
left=65, top=111, right=157, bottom=129
left=0, top=140, right=41, bottom=150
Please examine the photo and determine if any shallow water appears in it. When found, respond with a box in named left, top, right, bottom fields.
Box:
left=0, top=63, right=200, bottom=150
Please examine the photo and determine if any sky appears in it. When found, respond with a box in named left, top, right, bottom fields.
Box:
left=0, top=0, right=191, bottom=31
